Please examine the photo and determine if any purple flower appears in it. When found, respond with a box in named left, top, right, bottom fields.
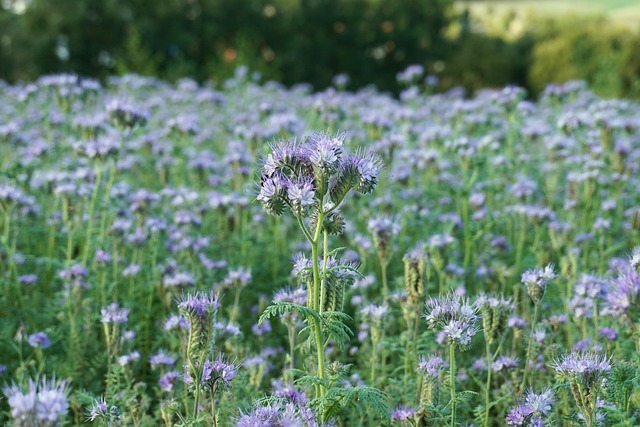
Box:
left=100, top=303, right=129, bottom=324
left=164, top=314, right=190, bottom=331
left=252, top=319, right=272, bottom=335
left=570, top=274, right=607, bottom=319
left=87, top=396, right=121, bottom=423
left=95, top=249, right=112, bottom=263
left=222, top=267, right=252, bottom=287
left=117, top=351, right=140, bottom=367
left=521, top=264, right=556, bottom=304
left=307, top=131, right=344, bottom=171
left=287, top=178, right=316, bottom=209
left=273, top=381, right=309, bottom=406
left=508, top=316, right=527, bottom=328
left=163, top=271, right=196, bottom=287
left=235, top=401, right=318, bottom=427
left=159, top=371, right=179, bottom=392
left=417, top=354, right=446, bottom=379
left=554, top=352, right=611, bottom=380
left=599, top=327, right=618, bottom=341
left=506, top=388, right=555, bottom=426
left=360, top=303, right=389, bottom=321
left=185, top=354, right=238, bottom=390
left=88, top=397, right=109, bottom=421
left=423, top=293, right=479, bottom=349
left=27, top=332, right=51, bottom=349
left=58, top=263, right=88, bottom=280
left=106, top=97, right=149, bottom=128
left=177, top=290, right=220, bottom=320
left=492, top=355, right=519, bottom=372
left=150, top=352, right=177, bottom=369
left=605, top=263, right=640, bottom=321
left=121, top=263, right=141, bottom=277
left=18, top=274, right=38, bottom=285
left=3, top=377, right=70, bottom=426
left=391, top=406, right=416, bottom=422
left=506, top=404, right=534, bottom=426
left=257, top=132, right=382, bottom=218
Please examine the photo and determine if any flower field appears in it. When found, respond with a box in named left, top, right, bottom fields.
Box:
left=1, top=69, right=639, bottom=426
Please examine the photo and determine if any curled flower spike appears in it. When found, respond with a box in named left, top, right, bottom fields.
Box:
left=199, top=354, right=239, bottom=391
left=521, top=264, right=556, bottom=304
left=553, top=351, right=610, bottom=425
left=553, top=352, right=611, bottom=383
left=177, top=290, right=221, bottom=321
left=506, top=388, right=555, bottom=426
left=423, top=293, right=479, bottom=350
left=417, top=354, right=446, bottom=380
left=476, top=293, right=514, bottom=345
left=256, top=131, right=382, bottom=218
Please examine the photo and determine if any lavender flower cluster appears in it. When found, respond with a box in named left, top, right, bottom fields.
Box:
left=1, top=70, right=640, bottom=426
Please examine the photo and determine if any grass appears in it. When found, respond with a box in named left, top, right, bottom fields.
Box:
left=457, top=0, right=640, bottom=35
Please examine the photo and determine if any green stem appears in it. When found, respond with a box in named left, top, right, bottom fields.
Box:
left=310, top=211, right=326, bottom=400
left=320, top=228, right=329, bottom=314
left=520, top=302, right=540, bottom=393
left=450, top=343, right=456, bottom=427
left=381, top=259, right=389, bottom=303
left=287, top=323, right=296, bottom=384
left=82, top=161, right=102, bottom=265
left=194, top=384, right=201, bottom=418
left=484, top=340, right=492, bottom=427
left=313, top=317, right=326, bottom=398
left=98, top=160, right=116, bottom=247
left=211, top=388, right=217, bottom=427
left=462, top=195, right=472, bottom=276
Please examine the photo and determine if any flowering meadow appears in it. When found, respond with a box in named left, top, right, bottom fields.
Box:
left=1, top=68, right=640, bottom=427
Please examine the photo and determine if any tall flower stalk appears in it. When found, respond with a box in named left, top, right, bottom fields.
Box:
left=519, top=264, right=556, bottom=393
left=554, top=352, right=611, bottom=427
left=477, top=294, right=514, bottom=427
left=257, top=132, right=382, bottom=406
left=424, top=293, right=479, bottom=427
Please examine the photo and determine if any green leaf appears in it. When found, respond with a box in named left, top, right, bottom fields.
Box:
left=315, top=385, right=389, bottom=421
left=259, top=301, right=321, bottom=326
left=321, top=311, right=353, bottom=350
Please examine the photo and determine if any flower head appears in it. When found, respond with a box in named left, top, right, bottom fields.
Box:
left=423, top=293, right=479, bottom=349
left=100, top=303, right=129, bottom=324
left=177, top=290, right=220, bottom=320
left=87, top=397, right=121, bottom=423
left=553, top=352, right=610, bottom=422
left=476, top=293, right=514, bottom=344
left=106, top=97, right=149, bottom=128
left=506, top=388, right=555, bottom=426
left=553, top=352, right=611, bottom=384
left=27, top=332, right=51, bottom=349
left=521, top=264, right=556, bottom=304
left=3, top=376, right=70, bottom=427
left=605, top=262, right=640, bottom=322
left=417, top=354, right=446, bottom=380
left=257, top=132, right=382, bottom=218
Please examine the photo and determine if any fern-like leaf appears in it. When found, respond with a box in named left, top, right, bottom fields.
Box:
left=321, top=311, right=353, bottom=349
left=316, top=385, right=389, bottom=421
left=259, top=301, right=321, bottom=326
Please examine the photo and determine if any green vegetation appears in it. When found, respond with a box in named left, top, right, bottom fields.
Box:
left=0, top=0, right=639, bottom=97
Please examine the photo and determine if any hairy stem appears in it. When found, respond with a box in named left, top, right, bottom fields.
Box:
left=450, top=343, right=456, bottom=427
left=520, top=302, right=540, bottom=393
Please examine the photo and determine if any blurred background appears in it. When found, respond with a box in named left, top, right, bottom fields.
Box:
left=1, top=0, right=639, bottom=98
